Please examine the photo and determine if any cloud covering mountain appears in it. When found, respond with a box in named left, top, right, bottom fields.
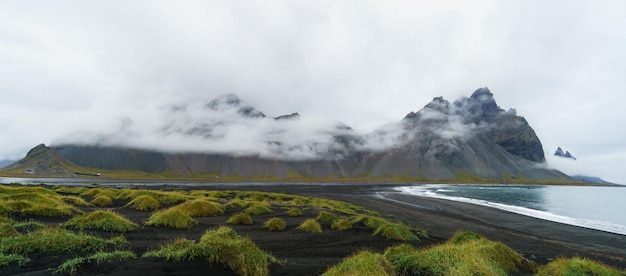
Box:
left=1, top=1, right=625, bottom=183
left=26, top=88, right=569, bottom=181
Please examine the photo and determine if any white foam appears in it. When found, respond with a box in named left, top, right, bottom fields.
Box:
left=396, top=185, right=626, bottom=235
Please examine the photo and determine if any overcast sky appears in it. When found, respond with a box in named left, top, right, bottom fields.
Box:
left=1, top=1, right=625, bottom=183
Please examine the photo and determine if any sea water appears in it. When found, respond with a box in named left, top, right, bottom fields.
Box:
left=396, top=184, right=626, bottom=235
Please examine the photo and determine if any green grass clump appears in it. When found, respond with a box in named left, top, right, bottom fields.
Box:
left=53, top=186, right=89, bottom=195
left=316, top=211, right=339, bottom=224
left=62, top=196, right=92, bottom=207
left=53, top=250, right=136, bottom=275
left=331, top=218, right=352, bottom=231
left=448, top=230, right=481, bottom=244
left=80, top=188, right=119, bottom=199
left=0, top=216, right=12, bottom=223
left=0, top=253, right=30, bottom=267
left=263, top=217, right=286, bottom=231
left=0, top=223, right=18, bottom=237
left=224, top=199, right=252, bottom=209
left=119, top=190, right=188, bottom=205
left=0, top=190, right=78, bottom=216
left=227, top=212, right=253, bottom=225
left=296, top=219, right=322, bottom=233
left=23, top=205, right=76, bottom=216
left=12, top=221, right=46, bottom=233
left=322, top=250, right=396, bottom=276
left=144, top=226, right=278, bottom=276
left=364, top=216, right=387, bottom=229
left=90, top=195, right=113, bottom=207
left=245, top=204, right=273, bottom=215
left=61, top=210, right=138, bottom=232
left=373, top=222, right=422, bottom=242
left=0, top=227, right=113, bottom=255
left=537, top=257, right=624, bottom=276
left=385, top=233, right=538, bottom=275
left=189, top=190, right=229, bottom=199
left=145, top=209, right=197, bottom=229
left=174, top=199, right=223, bottom=217
left=125, top=195, right=160, bottom=211
left=285, top=207, right=303, bottom=217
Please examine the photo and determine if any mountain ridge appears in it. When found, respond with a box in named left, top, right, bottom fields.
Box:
left=1, top=88, right=577, bottom=182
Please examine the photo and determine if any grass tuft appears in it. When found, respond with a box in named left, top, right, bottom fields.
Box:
left=448, top=230, right=481, bottom=244
left=12, top=221, right=46, bottom=233
left=61, top=210, right=138, bottom=232
left=125, top=195, right=160, bottom=211
left=373, top=222, right=421, bottom=241
left=173, top=199, right=223, bottom=217
left=322, top=250, right=396, bottom=276
left=296, top=219, right=322, bottom=233
left=227, top=212, right=253, bottom=225
left=537, top=257, right=624, bottom=276
left=145, top=209, right=197, bottom=229
left=385, top=234, right=538, bottom=275
left=119, top=190, right=188, bottom=205
left=331, top=218, right=352, bottom=231
left=53, top=250, right=136, bottom=275
left=0, top=190, right=78, bottom=216
left=90, top=195, right=113, bottom=207
left=263, top=217, right=287, bottom=231
left=144, top=226, right=278, bottom=276
left=285, top=207, right=303, bottom=217
left=316, top=211, right=339, bottom=224
left=80, top=188, right=118, bottom=199
left=245, top=204, right=273, bottom=215
left=0, top=253, right=30, bottom=267
left=0, top=223, right=18, bottom=237
left=0, top=227, right=113, bottom=254
left=62, top=196, right=92, bottom=207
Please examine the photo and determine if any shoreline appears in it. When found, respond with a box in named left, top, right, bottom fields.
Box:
left=213, top=183, right=626, bottom=269
left=1, top=176, right=621, bottom=187
left=2, top=181, right=625, bottom=273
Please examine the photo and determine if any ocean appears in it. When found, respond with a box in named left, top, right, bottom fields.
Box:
left=396, top=184, right=626, bottom=235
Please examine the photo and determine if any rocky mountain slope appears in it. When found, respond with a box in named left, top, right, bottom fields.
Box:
left=2, top=144, right=78, bottom=177
left=3, top=88, right=572, bottom=182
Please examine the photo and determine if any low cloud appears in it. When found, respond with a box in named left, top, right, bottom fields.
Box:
left=52, top=95, right=359, bottom=161
left=50, top=93, right=503, bottom=161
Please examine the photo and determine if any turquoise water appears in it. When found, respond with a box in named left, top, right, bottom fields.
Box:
left=397, top=184, right=626, bottom=235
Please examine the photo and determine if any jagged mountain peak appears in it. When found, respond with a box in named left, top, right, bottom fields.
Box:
left=424, top=96, right=450, bottom=113
left=206, top=93, right=266, bottom=118
left=26, top=143, right=49, bottom=156
left=274, top=112, right=300, bottom=121
left=555, top=147, right=577, bottom=160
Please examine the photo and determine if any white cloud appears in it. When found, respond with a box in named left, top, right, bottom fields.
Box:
left=0, top=1, right=625, bottom=183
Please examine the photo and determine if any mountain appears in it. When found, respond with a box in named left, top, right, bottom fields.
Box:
left=1, top=144, right=80, bottom=177
left=0, top=160, right=15, bottom=168
left=554, top=147, right=577, bottom=160
left=571, top=175, right=614, bottom=185
left=1, top=88, right=574, bottom=182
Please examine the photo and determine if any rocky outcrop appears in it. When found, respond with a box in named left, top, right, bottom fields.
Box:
left=554, top=147, right=577, bottom=160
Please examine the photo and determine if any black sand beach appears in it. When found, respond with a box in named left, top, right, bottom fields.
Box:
left=2, top=182, right=625, bottom=275
left=215, top=183, right=626, bottom=269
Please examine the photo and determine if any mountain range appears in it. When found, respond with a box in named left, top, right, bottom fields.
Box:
left=1, top=88, right=574, bottom=182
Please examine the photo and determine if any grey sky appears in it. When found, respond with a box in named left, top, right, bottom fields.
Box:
left=1, top=1, right=625, bottom=183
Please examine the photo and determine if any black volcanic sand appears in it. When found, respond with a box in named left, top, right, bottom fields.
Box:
left=4, top=183, right=626, bottom=275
